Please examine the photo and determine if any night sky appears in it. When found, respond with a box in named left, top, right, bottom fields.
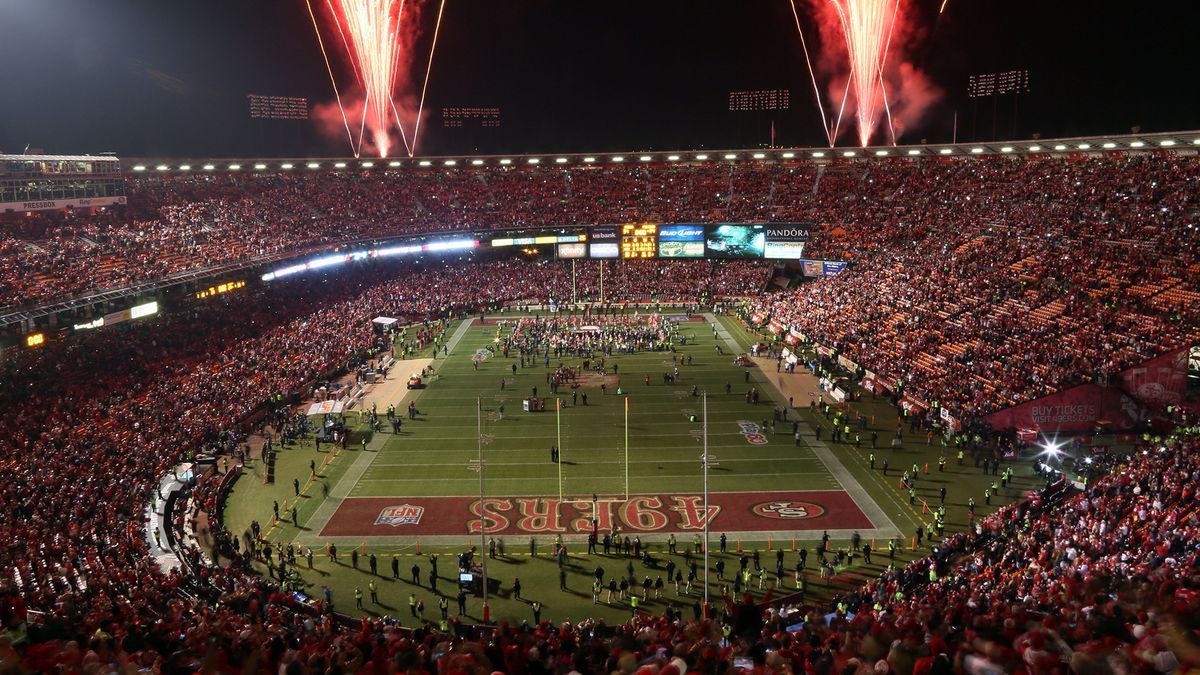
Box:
left=1, top=0, right=1197, bottom=158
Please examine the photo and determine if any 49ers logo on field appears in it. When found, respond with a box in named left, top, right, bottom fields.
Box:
left=751, top=500, right=825, bottom=520
left=737, top=420, right=769, bottom=445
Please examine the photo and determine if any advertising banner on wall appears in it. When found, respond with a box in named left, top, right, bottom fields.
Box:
left=589, top=226, right=619, bottom=258
left=763, top=223, right=810, bottom=259
left=657, top=224, right=705, bottom=258
left=983, top=383, right=1145, bottom=433
left=801, top=260, right=825, bottom=278
left=557, top=242, right=587, bottom=258
left=1118, top=347, right=1189, bottom=408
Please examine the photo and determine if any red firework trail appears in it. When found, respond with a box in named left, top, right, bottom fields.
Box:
left=305, top=0, right=446, bottom=158
left=790, top=0, right=903, bottom=147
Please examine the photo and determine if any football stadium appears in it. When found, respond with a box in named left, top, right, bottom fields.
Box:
left=2, top=2, right=1199, bottom=673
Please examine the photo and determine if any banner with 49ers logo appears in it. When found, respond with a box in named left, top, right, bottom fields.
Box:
left=322, top=490, right=872, bottom=537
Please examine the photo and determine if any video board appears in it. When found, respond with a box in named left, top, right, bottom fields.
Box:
left=621, top=223, right=658, bottom=259
left=706, top=224, right=765, bottom=258
left=657, top=224, right=705, bottom=258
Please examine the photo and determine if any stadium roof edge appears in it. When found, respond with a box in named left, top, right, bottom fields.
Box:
left=120, top=130, right=1200, bottom=172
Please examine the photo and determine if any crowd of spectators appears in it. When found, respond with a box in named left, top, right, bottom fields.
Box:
left=2, top=153, right=1196, bottom=312
left=748, top=153, right=1200, bottom=418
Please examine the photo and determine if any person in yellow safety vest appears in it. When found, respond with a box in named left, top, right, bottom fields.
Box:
left=592, top=581, right=601, bottom=604
left=354, top=586, right=363, bottom=610
left=438, top=596, right=448, bottom=618
left=929, top=565, right=938, bottom=582
left=368, top=580, right=378, bottom=604
left=630, top=594, right=640, bottom=615
left=758, top=568, right=767, bottom=589
left=957, top=449, right=964, bottom=465
left=409, top=594, right=417, bottom=617
left=439, top=617, right=450, bottom=632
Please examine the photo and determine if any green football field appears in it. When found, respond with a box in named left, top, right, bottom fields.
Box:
left=222, top=311, right=1043, bottom=625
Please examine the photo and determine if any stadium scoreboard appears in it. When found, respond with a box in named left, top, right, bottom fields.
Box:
left=620, top=224, right=658, bottom=258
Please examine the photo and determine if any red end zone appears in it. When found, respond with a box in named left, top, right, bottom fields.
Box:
left=320, top=490, right=872, bottom=537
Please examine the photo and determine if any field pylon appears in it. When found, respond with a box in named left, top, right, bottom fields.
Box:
left=872, top=537, right=876, bottom=549
left=361, top=542, right=366, bottom=556
left=416, top=539, right=421, bottom=555
left=791, top=537, right=796, bottom=552
left=921, top=501, right=927, bottom=514
left=736, top=539, right=742, bottom=552
left=767, top=536, right=772, bottom=550
left=911, top=537, right=916, bottom=551
left=924, top=463, right=929, bottom=474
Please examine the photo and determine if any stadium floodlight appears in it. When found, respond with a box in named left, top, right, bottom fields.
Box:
left=178, top=165, right=191, bottom=171
left=812, top=152, right=826, bottom=158
left=695, top=154, right=708, bottom=160
left=611, top=156, right=624, bottom=162
left=1054, top=145, right=1068, bottom=151
left=842, top=151, right=856, bottom=157
left=499, top=159, right=512, bottom=165
left=555, top=157, right=568, bottom=164
left=444, top=160, right=457, bottom=166
left=202, top=164, right=215, bottom=171
left=1194, top=139, right=1200, bottom=145
left=875, top=150, right=888, bottom=156
left=907, top=149, right=921, bottom=156
left=1102, top=142, right=1116, bottom=149
left=132, top=165, right=146, bottom=172
left=528, top=158, right=540, bottom=164
left=970, top=148, right=984, bottom=154
left=752, top=153, right=765, bottom=159
left=334, top=162, right=347, bottom=168
left=667, top=155, right=681, bottom=161
left=1130, top=141, right=1145, bottom=148
left=418, top=160, right=432, bottom=167
left=1000, top=147, right=1014, bottom=153
left=389, top=160, right=403, bottom=167
left=781, top=152, right=795, bottom=158
left=254, top=163, right=267, bottom=170
left=939, top=148, right=953, bottom=155
left=156, top=164, right=169, bottom=171
left=1160, top=140, right=1176, bottom=147
left=1077, top=144, right=1091, bottom=150
left=639, top=155, right=652, bottom=162
left=472, top=159, right=484, bottom=165
left=723, top=153, right=737, bottom=160
left=228, top=164, right=242, bottom=170
left=281, top=163, right=294, bottom=170
left=307, top=162, right=321, bottom=169
left=361, top=161, right=374, bottom=167
left=1028, top=146, right=1041, bottom=152
left=583, top=157, right=595, bottom=163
